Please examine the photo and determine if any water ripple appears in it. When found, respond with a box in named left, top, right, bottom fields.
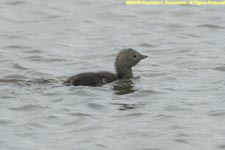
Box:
left=27, top=121, right=47, bottom=129
left=3, top=45, right=32, bottom=50
left=68, top=112, right=91, bottom=117
left=0, top=120, right=12, bottom=125
left=13, top=63, right=27, bottom=70
left=197, top=24, right=225, bottom=29
left=214, top=66, right=225, bottom=72
left=24, top=55, right=66, bottom=62
left=86, top=103, right=108, bottom=111
left=139, top=43, right=155, bottom=48
left=10, top=104, right=48, bottom=111
left=5, top=1, right=26, bottom=6
left=207, top=110, right=225, bottom=117
left=24, top=49, right=43, bottom=54
left=173, top=139, right=190, bottom=144
left=217, top=145, right=225, bottom=149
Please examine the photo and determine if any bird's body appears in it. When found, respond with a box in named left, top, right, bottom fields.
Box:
left=65, top=48, right=147, bottom=86
left=64, top=71, right=117, bottom=86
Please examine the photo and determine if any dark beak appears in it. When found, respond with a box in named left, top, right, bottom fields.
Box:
left=141, top=55, right=148, bottom=59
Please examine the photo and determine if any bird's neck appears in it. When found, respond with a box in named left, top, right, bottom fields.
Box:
left=116, top=66, right=133, bottom=79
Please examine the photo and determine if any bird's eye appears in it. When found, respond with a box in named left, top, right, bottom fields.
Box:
left=133, top=54, right=136, bottom=58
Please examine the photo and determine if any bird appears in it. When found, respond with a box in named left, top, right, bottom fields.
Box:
left=64, top=48, right=147, bottom=86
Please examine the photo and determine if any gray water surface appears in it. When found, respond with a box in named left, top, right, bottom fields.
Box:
left=1, top=0, right=225, bottom=150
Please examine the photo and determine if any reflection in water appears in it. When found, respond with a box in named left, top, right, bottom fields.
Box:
left=112, top=103, right=144, bottom=111
left=112, top=79, right=145, bottom=110
left=112, top=79, right=136, bottom=95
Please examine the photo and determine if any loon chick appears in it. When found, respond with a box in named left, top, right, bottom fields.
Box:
left=65, top=48, right=147, bottom=86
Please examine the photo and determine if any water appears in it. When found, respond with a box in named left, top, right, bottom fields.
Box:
left=1, top=0, right=225, bottom=150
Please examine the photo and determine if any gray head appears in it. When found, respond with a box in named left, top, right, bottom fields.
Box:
left=115, top=48, right=147, bottom=79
